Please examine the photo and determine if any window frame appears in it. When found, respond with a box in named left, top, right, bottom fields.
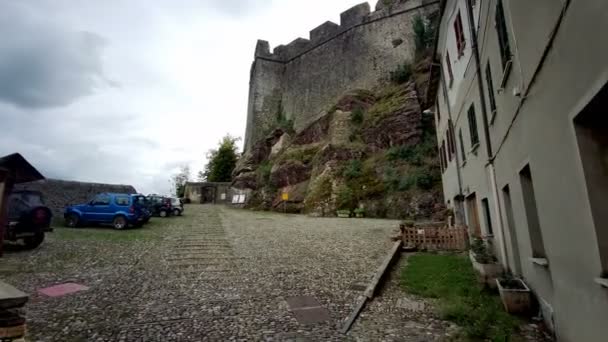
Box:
left=467, top=104, right=480, bottom=148
left=454, top=11, right=466, bottom=57
left=495, top=0, right=512, bottom=70
left=459, top=128, right=466, bottom=163
left=445, top=52, right=454, bottom=87
left=486, top=62, right=498, bottom=122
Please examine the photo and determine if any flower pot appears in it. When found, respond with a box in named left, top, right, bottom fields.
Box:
left=469, top=251, right=502, bottom=287
left=496, top=278, right=532, bottom=314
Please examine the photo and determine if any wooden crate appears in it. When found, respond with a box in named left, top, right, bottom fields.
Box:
left=401, top=225, right=469, bottom=251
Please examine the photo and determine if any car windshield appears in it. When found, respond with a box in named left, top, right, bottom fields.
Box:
left=7, top=192, right=44, bottom=218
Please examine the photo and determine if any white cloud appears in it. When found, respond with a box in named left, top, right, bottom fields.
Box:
left=0, top=0, right=374, bottom=195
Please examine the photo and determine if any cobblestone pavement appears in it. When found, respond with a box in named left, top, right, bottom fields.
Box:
left=2, top=205, right=441, bottom=341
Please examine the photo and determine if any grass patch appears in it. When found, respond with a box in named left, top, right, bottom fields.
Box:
left=53, top=218, right=167, bottom=242
left=401, top=254, right=520, bottom=341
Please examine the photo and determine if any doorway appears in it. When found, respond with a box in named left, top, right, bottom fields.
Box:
left=466, top=193, right=482, bottom=237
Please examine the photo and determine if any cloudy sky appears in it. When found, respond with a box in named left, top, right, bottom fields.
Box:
left=0, top=0, right=371, bottom=194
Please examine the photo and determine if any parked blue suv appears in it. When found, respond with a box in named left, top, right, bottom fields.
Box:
left=64, top=193, right=146, bottom=229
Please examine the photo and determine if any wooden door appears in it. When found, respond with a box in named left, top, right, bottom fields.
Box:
left=466, top=194, right=482, bottom=237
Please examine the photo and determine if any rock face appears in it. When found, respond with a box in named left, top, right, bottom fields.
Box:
left=233, top=79, right=443, bottom=219
left=14, top=179, right=137, bottom=219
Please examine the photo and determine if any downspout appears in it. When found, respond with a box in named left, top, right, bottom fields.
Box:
left=464, top=0, right=508, bottom=267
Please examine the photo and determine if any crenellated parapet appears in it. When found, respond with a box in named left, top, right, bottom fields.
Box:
left=253, top=0, right=431, bottom=63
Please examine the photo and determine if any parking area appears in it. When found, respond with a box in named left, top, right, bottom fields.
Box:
left=0, top=205, right=451, bottom=341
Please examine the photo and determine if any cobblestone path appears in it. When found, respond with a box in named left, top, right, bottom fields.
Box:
left=1, top=205, right=449, bottom=341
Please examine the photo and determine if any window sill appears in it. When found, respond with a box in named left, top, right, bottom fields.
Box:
left=489, top=110, right=497, bottom=125
left=595, top=278, right=608, bottom=288
left=469, top=143, right=480, bottom=155
left=530, top=258, right=549, bottom=268
left=498, top=59, right=513, bottom=90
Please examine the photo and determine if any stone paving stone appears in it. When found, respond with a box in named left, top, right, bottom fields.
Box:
left=1, top=205, right=413, bottom=341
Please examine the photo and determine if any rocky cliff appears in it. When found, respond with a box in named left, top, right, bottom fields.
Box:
left=235, top=1, right=444, bottom=219
left=234, top=61, right=444, bottom=219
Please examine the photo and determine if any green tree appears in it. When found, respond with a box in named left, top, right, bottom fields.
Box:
left=203, top=135, right=240, bottom=182
left=172, top=165, right=190, bottom=198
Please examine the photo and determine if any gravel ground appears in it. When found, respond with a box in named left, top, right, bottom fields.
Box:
left=1, top=205, right=437, bottom=341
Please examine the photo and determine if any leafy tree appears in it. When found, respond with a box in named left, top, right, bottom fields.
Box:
left=172, top=165, right=190, bottom=198
left=203, top=135, right=240, bottom=182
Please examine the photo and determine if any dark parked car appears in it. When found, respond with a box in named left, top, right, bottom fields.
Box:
left=170, top=197, right=184, bottom=216
left=64, top=193, right=146, bottom=229
left=5, top=190, right=53, bottom=249
left=146, top=195, right=173, bottom=217
left=131, top=194, right=151, bottom=223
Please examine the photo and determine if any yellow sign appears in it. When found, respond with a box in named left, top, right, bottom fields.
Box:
left=281, top=192, right=289, bottom=201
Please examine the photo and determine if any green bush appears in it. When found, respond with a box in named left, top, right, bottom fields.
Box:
left=412, top=14, right=435, bottom=59
left=351, top=106, right=364, bottom=125
left=343, top=159, right=363, bottom=180
left=390, top=62, right=413, bottom=84
left=335, top=184, right=356, bottom=210
left=256, top=161, right=272, bottom=184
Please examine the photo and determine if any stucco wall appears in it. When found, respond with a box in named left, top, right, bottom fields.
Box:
left=244, top=0, right=440, bottom=151
left=434, top=0, right=608, bottom=341
left=14, top=179, right=137, bottom=219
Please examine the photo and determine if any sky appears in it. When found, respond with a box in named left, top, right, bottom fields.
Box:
left=0, top=0, right=374, bottom=195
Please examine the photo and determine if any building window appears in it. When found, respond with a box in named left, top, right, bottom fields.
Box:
left=519, top=164, right=547, bottom=259
left=573, top=83, right=608, bottom=277
left=467, top=104, right=480, bottom=147
left=454, top=11, right=466, bottom=57
left=495, top=0, right=512, bottom=69
left=440, top=140, right=448, bottom=171
left=445, top=52, right=454, bottom=87
left=448, top=121, right=456, bottom=160
left=486, top=62, right=497, bottom=119
left=481, top=198, right=493, bottom=235
left=459, top=129, right=466, bottom=162
left=435, top=99, right=441, bottom=122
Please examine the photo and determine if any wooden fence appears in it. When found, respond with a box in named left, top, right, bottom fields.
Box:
left=401, top=225, right=469, bottom=251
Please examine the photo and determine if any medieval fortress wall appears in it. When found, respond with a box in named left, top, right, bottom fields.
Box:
left=244, top=0, right=440, bottom=151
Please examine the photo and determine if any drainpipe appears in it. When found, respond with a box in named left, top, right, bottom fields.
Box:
left=464, top=0, right=508, bottom=267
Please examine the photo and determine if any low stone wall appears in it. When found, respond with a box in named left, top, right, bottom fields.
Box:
left=14, top=179, right=137, bottom=220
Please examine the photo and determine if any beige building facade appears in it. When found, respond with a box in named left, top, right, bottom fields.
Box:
left=428, top=0, right=608, bottom=341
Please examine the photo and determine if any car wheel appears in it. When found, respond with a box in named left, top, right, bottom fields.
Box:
left=65, top=214, right=80, bottom=228
left=23, top=232, right=45, bottom=249
left=159, top=210, right=168, bottom=218
left=173, top=208, right=181, bottom=216
left=113, top=216, right=128, bottom=230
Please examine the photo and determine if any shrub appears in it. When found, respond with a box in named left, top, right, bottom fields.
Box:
left=304, top=176, right=332, bottom=211
left=351, top=106, right=364, bottom=125
left=335, top=185, right=356, bottom=210
left=412, top=14, right=435, bottom=59
left=256, top=161, right=272, bottom=184
left=343, top=159, right=363, bottom=180
left=390, top=62, right=413, bottom=84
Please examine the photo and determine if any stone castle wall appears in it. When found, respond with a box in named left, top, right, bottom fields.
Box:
left=244, top=0, right=440, bottom=151
left=14, top=179, right=137, bottom=219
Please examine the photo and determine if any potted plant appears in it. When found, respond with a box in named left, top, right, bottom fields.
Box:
left=496, top=276, right=532, bottom=314
left=469, top=238, right=502, bottom=287
left=336, top=209, right=351, bottom=218
left=354, top=208, right=365, bottom=218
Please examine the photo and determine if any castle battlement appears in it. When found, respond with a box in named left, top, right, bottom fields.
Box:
left=254, top=0, right=434, bottom=63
